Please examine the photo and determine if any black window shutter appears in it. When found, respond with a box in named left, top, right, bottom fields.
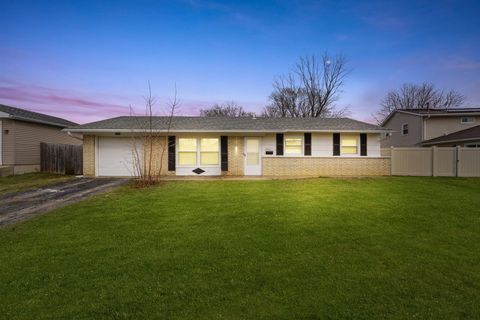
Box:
left=276, top=133, right=284, bottom=156
left=168, top=136, right=175, bottom=171
left=304, top=133, right=312, bottom=156
left=360, top=133, right=367, bottom=156
left=221, top=136, right=228, bottom=171
left=333, top=133, right=340, bottom=156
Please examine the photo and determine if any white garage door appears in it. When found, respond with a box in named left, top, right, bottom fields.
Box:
left=97, top=137, right=142, bottom=177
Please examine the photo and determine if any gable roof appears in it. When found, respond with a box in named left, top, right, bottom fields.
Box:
left=66, top=116, right=389, bottom=133
left=419, top=125, right=480, bottom=146
left=381, top=107, right=480, bottom=127
left=0, top=104, right=78, bottom=128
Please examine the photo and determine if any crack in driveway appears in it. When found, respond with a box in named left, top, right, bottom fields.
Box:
left=0, top=178, right=129, bottom=227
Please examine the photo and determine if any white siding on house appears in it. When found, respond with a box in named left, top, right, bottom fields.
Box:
left=262, top=133, right=276, bottom=155
left=312, top=133, right=333, bottom=156
left=263, top=132, right=381, bottom=157
left=367, top=133, right=381, bottom=157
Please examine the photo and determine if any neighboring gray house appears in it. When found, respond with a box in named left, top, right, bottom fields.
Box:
left=419, top=125, right=480, bottom=147
left=380, top=108, right=480, bottom=147
left=0, top=104, right=81, bottom=175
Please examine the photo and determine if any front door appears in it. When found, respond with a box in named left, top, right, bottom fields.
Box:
left=244, top=137, right=262, bottom=175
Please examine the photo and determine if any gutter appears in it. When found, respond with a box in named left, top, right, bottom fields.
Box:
left=64, top=128, right=393, bottom=134
left=5, top=115, right=76, bottom=128
left=419, top=137, right=480, bottom=146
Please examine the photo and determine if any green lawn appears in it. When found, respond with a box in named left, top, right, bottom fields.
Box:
left=1, top=177, right=479, bottom=319
left=0, top=172, right=73, bottom=195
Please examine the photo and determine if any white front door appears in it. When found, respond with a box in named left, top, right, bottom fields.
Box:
left=244, top=137, right=262, bottom=175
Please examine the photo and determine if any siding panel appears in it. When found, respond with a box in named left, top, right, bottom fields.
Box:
left=12, top=120, right=81, bottom=165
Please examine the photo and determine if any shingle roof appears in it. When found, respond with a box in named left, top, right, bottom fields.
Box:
left=420, top=125, right=480, bottom=145
left=66, top=116, right=388, bottom=132
left=401, top=108, right=480, bottom=115
left=0, top=104, right=78, bottom=127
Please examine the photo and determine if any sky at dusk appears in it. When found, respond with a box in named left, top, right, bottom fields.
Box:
left=1, top=0, right=479, bottom=124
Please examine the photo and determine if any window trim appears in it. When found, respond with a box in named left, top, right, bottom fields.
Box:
left=340, top=134, right=360, bottom=156
left=461, top=117, right=475, bottom=124
left=401, top=123, right=409, bottom=136
left=176, top=137, right=220, bottom=167
left=200, top=138, right=220, bottom=166
left=177, top=138, right=198, bottom=167
left=284, top=134, right=304, bottom=156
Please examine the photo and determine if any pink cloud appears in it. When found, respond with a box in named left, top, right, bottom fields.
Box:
left=0, top=78, right=266, bottom=124
left=0, top=81, right=134, bottom=124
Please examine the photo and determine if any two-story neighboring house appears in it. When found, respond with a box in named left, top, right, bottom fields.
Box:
left=380, top=108, right=480, bottom=147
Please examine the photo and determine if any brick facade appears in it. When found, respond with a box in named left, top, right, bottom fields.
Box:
left=82, top=135, right=390, bottom=177
left=144, top=136, right=175, bottom=176
left=262, top=157, right=391, bottom=176
left=83, top=135, right=95, bottom=176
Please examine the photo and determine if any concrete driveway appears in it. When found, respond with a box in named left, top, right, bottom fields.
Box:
left=0, top=178, right=128, bottom=227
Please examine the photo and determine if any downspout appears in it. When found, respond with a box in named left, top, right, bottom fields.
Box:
left=67, top=131, right=83, bottom=141
left=423, top=115, right=431, bottom=141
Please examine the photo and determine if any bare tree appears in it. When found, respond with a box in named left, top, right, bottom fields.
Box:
left=262, top=53, right=349, bottom=118
left=130, top=83, right=178, bottom=187
left=375, top=82, right=466, bottom=123
left=200, top=101, right=255, bottom=117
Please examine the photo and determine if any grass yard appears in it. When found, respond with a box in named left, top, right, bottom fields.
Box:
left=1, top=177, right=479, bottom=319
left=0, top=172, right=73, bottom=195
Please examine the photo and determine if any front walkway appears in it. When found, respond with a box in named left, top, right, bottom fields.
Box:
left=0, top=178, right=128, bottom=227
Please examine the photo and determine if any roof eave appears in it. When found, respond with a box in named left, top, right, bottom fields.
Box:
left=65, top=128, right=392, bottom=133
left=380, top=110, right=425, bottom=127
left=425, top=112, right=480, bottom=117
left=419, top=136, right=480, bottom=146
left=9, top=115, right=74, bottom=128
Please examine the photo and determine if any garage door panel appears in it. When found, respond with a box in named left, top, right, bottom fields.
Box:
left=98, top=137, right=142, bottom=177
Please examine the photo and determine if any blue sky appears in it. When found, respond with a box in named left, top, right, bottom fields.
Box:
left=1, top=0, right=479, bottom=123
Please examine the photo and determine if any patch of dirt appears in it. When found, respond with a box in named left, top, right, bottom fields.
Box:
left=0, top=178, right=129, bottom=227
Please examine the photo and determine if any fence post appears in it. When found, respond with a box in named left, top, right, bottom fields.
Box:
left=390, top=146, right=394, bottom=176
left=455, top=146, right=460, bottom=177
left=432, top=146, right=437, bottom=177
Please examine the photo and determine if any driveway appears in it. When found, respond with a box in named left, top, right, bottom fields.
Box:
left=0, top=178, right=129, bottom=227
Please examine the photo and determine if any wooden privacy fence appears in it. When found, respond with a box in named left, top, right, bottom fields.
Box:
left=389, top=147, right=480, bottom=177
left=40, top=143, right=83, bottom=175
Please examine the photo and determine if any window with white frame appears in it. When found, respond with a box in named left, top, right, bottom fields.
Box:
left=341, top=135, right=358, bottom=155
left=178, top=138, right=197, bottom=166
left=200, top=138, right=219, bottom=165
left=178, top=137, right=220, bottom=166
left=284, top=136, right=302, bottom=155
left=461, top=117, right=475, bottom=124
left=402, top=124, right=409, bottom=135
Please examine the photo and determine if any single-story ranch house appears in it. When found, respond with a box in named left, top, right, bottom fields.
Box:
left=66, top=116, right=392, bottom=177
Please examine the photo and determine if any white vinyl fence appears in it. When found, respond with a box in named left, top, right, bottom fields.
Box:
left=387, top=147, right=480, bottom=177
